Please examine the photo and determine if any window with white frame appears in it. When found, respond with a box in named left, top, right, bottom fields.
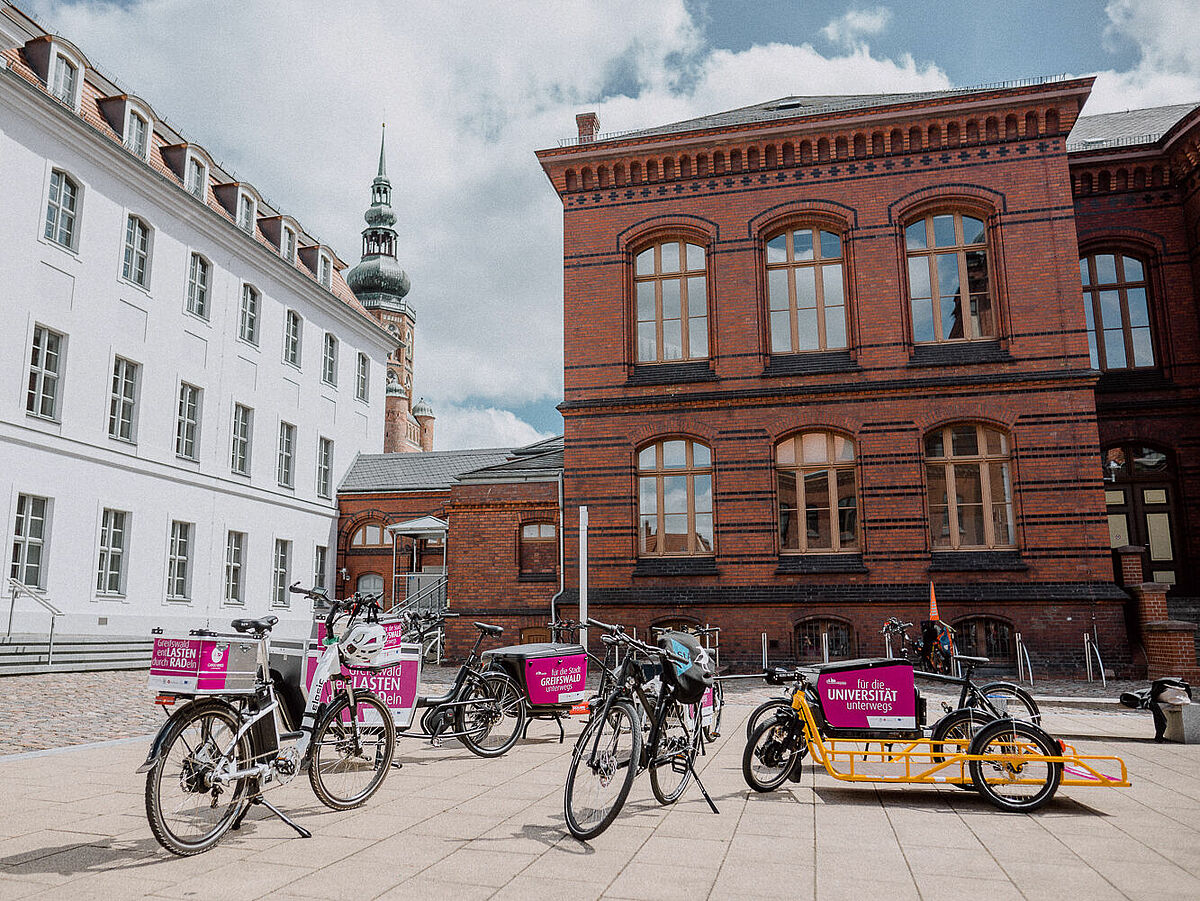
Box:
left=313, top=545, right=328, bottom=592
left=284, top=310, right=302, bottom=366
left=356, top=352, right=369, bottom=401
left=108, top=357, right=139, bottom=442
left=322, top=334, right=338, bottom=386
left=273, top=539, right=291, bottom=607
left=43, top=169, right=79, bottom=249
left=50, top=52, right=78, bottom=107
left=231, top=403, right=252, bottom=475
left=317, top=437, right=333, bottom=499
left=126, top=110, right=149, bottom=159
left=239, top=284, right=259, bottom=344
left=277, top=421, right=295, bottom=487
left=95, top=508, right=128, bottom=595
left=237, top=192, right=256, bottom=234
left=281, top=225, right=296, bottom=262
left=224, top=530, right=246, bottom=605
left=318, top=254, right=332, bottom=289
left=185, top=156, right=207, bottom=198
left=10, top=494, right=49, bottom=588
left=186, top=253, right=210, bottom=318
left=175, top=383, right=201, bottom=460
left=26, top=326, right=64, bottom=421
left=166, top=520, right=192, bottom=600
left=122, top=215, right=150, bottom=287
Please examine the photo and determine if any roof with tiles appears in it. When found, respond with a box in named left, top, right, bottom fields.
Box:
left=340, top=448, right=516, bottom=493
left=0, top=22, right=380, bottom=331
left=1066, top=101, right=1200, bottom=151
left=457, top=436, right=564, bottom=482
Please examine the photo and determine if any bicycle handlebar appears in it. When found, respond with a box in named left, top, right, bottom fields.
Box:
left=586, top=617, right=689, bottom=666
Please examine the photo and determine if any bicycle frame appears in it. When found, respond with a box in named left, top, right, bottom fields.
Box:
left=583, top=642, right=671, bottom=773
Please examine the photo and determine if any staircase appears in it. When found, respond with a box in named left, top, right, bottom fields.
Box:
left=395, top=574, right=449, bottom=663
left=0, top=633, right=153, bottom=675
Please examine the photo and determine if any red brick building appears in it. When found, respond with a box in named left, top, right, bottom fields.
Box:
left=531, top=77, right=1200, bottom=675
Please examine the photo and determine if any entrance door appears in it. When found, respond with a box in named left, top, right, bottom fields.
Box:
left=1104, top=444, right=1182, bottom=587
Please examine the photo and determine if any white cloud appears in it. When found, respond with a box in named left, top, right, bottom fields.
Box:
left=821, top=6, right=894, bottom=49
left=431, top=403, right=553, bottom=451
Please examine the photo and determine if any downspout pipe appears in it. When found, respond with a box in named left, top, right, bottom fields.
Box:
left=549, top=468, right=564, bottom=622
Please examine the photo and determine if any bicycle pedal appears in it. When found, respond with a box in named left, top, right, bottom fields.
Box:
left=671, top=757, right=689, bottom=774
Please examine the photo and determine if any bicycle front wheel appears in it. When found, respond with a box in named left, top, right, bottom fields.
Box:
left=743, top=717, right=802, bottom=792
left=973, top=682, right=1041, bottom=725
left=309, top=688, right=396, bottom=810
left=457, top=671, right=527, bottom=758
left=145, top=700, right=251, bottom=856
left=649, top=701, right=702, bottom=805
left=564, top=699, right=641, bottom=840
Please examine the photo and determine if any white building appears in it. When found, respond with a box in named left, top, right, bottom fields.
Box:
left=0, top=4, right=396, bottom=641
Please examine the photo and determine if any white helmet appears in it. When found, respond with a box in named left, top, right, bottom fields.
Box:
left=341, top=622, right=387, bottom=666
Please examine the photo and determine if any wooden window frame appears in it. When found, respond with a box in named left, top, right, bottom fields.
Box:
left=765, top=226, right=848, bottom=354
left=905, top=211, right=995, bottom=344
left=775, top=431, right=859, bottom=554
left=1080, top=252, right=1156, bottom=371
left=925, top=423, right=1017, bottom=550
left=632, top=238, right=709, bottom=364
left=351, top=523, right=389, bottom=548
left=636, top=438, right=714, bottom=557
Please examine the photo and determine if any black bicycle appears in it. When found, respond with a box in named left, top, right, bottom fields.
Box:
left=563, top=618, right=717, bottom=840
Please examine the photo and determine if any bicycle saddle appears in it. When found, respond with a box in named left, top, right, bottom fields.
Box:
left=474, top=622, right=503, bottom=636
left=953, top=654, right=990, bottom=665
left=231, top=615, right=279, bottom=635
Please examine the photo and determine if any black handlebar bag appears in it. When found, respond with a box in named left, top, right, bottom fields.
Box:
left=657, top=631, right=714, bottom=704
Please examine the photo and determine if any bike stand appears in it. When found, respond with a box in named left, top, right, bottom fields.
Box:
left=230, top=795, right=312, bottom=839
left=522, top=712, right=566, bottom=743
left=673, top=756, right=719, bottom=814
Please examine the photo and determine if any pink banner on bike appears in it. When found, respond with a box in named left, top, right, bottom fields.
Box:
left=149, top=637, right=251, bottom=694
left=304, top=619, right=420, bottom=727
left=525, top=653, right=587, bottom=705
left=817, top=663, right=916, bottom=730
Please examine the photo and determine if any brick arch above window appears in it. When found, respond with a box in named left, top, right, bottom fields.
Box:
left=747, top=199, right=856, bottom=239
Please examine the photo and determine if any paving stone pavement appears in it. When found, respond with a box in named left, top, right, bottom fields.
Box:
left=1, top=691, right=1197, bottom=900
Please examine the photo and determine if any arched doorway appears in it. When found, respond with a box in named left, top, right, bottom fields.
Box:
left=1104, top=444, right=1183, bottom=587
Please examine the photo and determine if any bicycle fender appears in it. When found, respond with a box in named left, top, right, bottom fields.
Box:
left=135, top=698, right=234, bottom=773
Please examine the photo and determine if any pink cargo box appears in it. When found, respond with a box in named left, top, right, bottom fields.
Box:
left=811, top=657, right=924, bottom=740
left=482, top=643, right=588, bottom=710
left=148, top=635, right=260, bottom=696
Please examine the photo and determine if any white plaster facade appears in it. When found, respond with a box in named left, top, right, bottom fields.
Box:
left=0, top=7, right=394, bottom=641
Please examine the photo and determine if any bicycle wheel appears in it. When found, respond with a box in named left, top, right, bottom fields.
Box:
left=746, top=697, right=791, bottom=739
left=973, top=682, right=1041, bottom=725
left=742, top=717, right=802, bottom=793
left=309, top=688, right=396, bottom=810
left=564, top=699, right=641, bottom=840
left=703, top=682, right=724, bottom=742
left=649, top=701, right=701, bottom=804
left=457, top=671, right=527, bottom=758
left=968, top=718, right=1062, bottom=812
left=145, top=700, right=251, bottom=856
left=930, top=708, right=988, bottom=790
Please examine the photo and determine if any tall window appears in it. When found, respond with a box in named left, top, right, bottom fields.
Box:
left=175, top=383, right=201, bottom=460
left=273, top=539, right=291, bottom=607
left=122, top=215, right=150, bottom=287
left=231, top=404, right=252, bottom=475
left=186, top=253, right=210, bottom=318
left=96, top=508, right=128, bottom=595
left=313, top=545, right=328, bottom=592
left=766, top=227, right=847, bottom=353
left=10, top=494, right=49, bottom=588
left=926, top=423, right=1016, bottom=550
left=277, top=422, right=295, bottom=487
left=634, top=239, right=708, bottom=363
left=318, top=254, right=332, bottom=289
left=281, top=225, right=296, bottom=262
left=108, top=357, right=139, bottom=442
left=50, top=53, right=77, bottom=106
left=167, top=521, right=192, bottom=600
left=126, top=111, right=149, bottom=158
left=322, top=334, right=338, bottom=386
left=239, top=284, right=259, bottom=344
left=519, top=522, right=556, bottom=576
left=43, top=170, right=78, bottom=249
left=224, top=531, right=245, bottom=605
left=1080, top=253, right=1155, bottom=370
left=317, top=437, right=334, bottom=498
left=905, top=212, right=993, bottom=343
left=637, top=438, right=713, bottom=556
left=776, top=432, right=858, bottom=553
left=26, top=326, right=64, bottom=421
left=284, top=310, right=302, bottom=366
left=237, top=193, right=255, bottom=233
left=356, top=353, right=369, bottom=401
left=185, top=156, right=206, bottom=198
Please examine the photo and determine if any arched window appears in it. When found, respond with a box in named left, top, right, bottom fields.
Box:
left=634, top=239, right=708, bottom=363
left=905, top=211, right=994, bottom=343
left=955, top=616, right=1014, bottom=664
left=776, top=431, right=858, bottom=553
left=1079, top=252, right=1155, bottom=370
left=796, top=619, right=853, bottom=661
left=925, top=423, right=1016, bottom=550
left=186, top=252, right=210, bottom=318
left=351, top=523, right=389, bottom=547
left=357, top=573, right=384, bottom=594
left=44, top=169, right=79, bottom=249
left=519, top=521, right=556, bottom=576
left=766, top=226, right=847, bottom=353
left=637, top=438, right=713, bottom=556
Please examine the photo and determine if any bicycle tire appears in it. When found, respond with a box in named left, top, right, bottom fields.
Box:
left=930, top=707, right=988, bottom=790
left=703, top=681, right=724, bottom=742
left=649, top=701, right=701, bottom=805
left=457, top=671, right=527, bottom=758
left=972, top=682, right=1041, bottom=725
left=564, top=699, right=641, bottom=840
left=746, top=697, right=791, bottom=739
left=309, top=688, right=396, bottom=810
left=742, top=717, right=801, bottom=793
left=968, top=718, right=1062, bottom=812
left=145, top=700, right=252, bottom=856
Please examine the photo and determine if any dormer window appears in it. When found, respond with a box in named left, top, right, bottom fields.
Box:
left=185, top=156, right=207, bottom=199
left=318, top=254, right=332, bottom=289
left=125, top=110, right=150, bottom=159
left=237, top=193, right=256, bottom=234
left=281, top=225, right=297, bottom=262
left=50, top=52, right=78, bottom=108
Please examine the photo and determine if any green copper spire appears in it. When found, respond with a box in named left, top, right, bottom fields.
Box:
left=377, top=123, right=388, bottom=181
left=346, top=122, right=410, bottom=303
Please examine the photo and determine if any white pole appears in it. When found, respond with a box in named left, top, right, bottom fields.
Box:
left=761, top=632, right=768, bottom=669
left=1084, top=633, right=1093, bottom=682
left=822, top=631, right=830, bottom=664
left=1015, top=631, right=1024, bottom=682
left=579, top=506, right=589, bottom=653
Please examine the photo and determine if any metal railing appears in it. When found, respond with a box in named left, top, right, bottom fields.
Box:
left=1084, top=632, right=1107, bottom=687
left=5, top=579, right=65, bottom=666
left=396, top=573, right=448, bottom=618
left=1015, top=631, right=1035, bottom=686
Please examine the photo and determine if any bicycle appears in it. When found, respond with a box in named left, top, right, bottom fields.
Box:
left=140, top=585, right=395, bottom=855
left=651, top=623, right=725, bottom=742
left=563, top=618, right=718, bottom=840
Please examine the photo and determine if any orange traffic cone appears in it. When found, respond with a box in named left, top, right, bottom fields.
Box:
left=929, top=581, right=940, bottom=622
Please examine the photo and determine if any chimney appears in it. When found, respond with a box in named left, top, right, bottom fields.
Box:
left=576, top=111, right=600, bottom=143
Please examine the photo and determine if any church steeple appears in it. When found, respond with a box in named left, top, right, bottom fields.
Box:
left=346, top=123, right=410, bottom=304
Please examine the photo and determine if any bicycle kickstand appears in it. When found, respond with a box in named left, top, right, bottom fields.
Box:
left=689, top=760, right=720, bottom=815
left=231, top=794, right=312, bottom=839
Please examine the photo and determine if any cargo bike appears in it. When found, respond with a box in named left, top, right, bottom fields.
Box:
left=481, top=619, right=588, bottom=742
left=743, top=657, right=1130, bottom=812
